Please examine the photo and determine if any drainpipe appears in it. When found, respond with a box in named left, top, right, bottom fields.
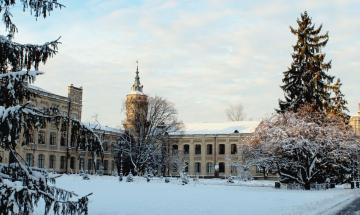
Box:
left=65, top=98, right=71, bottom=173
left=214, top=135, right=219, bottom=178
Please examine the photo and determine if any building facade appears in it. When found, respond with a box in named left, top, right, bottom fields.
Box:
left=0, top=64, right=260, bottom=178
left=0, top=84, right=121, bottom=175
left=350, top=104, right=360, bottom=135
left=123, top=65, right=259, bottom=178
left=168, top=132, right=254, bottom=178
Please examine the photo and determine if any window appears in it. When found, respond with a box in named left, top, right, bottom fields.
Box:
left=195, top=162, right=201, bottom=174
left=231, top=144, right=237, bottom=154
left=49, top=155, right=56, bottom=169
left=70, top=138, right=75, bottom=147
left=172, top=163, right=178, bottom=173
left=38, top=131, right=45, bottom=145
left=111, top=160, right=115, bottom=171
left=183, top=144, right=189, bottom=155
left=172, top=145, right=178, bottom=155
left=219, top=162, right=225, bottom=173
left=38, top=154, right=45, bottom=168
left=195, top=144, right=201, bottom=155
left=60, top=131, right=66, bottom=146
left=103, top=160, right=108, bottom=171
left=103, top=142, right=108, bottom=151
left=70, top=157, right=76, bottom=169
left=207, top=144, right=213, bottom=155
left=88, top=159, right=93, bottom=171
left=96, top=159, right=101, bottom=170
left=184, top=162, right=189, bottom=173
left=79, top=158, right=84, bottom=170
left=29, top=133, right=34, bottom=144
left=219, top=144, right=225, bottom=154
left=231, top=165, right=237, bottom=175
left=26, top=153, right=33, bottom=166
left=206, top=162, right=213, bottom=174
left=50, top=132, right=57, bottom=145
left=60, top=156, right=66, bottom=169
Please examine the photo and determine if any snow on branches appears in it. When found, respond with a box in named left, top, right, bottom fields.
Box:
left=0, top=35, right=60, bottom=71
left=249, top=106, right=359, bottom=189
left=114, top=96, right=183, bottom=175
left=0, top=0, right=64, bottom=38
left=0, top=1, right=103, bottom=214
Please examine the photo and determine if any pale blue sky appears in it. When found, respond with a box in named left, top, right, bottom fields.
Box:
left=4, top=0, right=360, bottom=127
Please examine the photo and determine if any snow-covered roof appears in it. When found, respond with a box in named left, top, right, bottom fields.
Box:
left=28, top=85, right=51, bottom=94
left=181, top=121, right=259, bottom=135
left=85, top=122, right=123, bottom=134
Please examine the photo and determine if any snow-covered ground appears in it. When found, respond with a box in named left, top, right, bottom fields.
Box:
left=37, top=175, right=359, bottom=215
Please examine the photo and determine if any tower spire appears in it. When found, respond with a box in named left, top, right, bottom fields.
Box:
left=131, top=60, right=143, bottom=93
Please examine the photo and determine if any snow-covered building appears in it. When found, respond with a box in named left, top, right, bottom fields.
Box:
left=0, top=84, right=121, bottom=175
left=0, top=64, right=260, bottom=178
left=350, top=104, right=360, bottom=135
left=122, top=64, right=260, bottom=178
left=168, top=121, right=258, bottom=178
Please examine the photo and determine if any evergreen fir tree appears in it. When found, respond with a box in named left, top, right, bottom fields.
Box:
left=279, top=11, right=333, bottom=113
left=328, top=78, right=349, bottom=122
left=0, top=1, right=103, bottom=214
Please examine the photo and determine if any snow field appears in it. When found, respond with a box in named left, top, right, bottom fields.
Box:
left=36, top=175, right=359, bottom=215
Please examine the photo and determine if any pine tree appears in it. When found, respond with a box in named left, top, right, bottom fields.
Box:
left=279, top=11, right=333, bottom=113
left=327, top=78, right=349, bottom=122
left=0, top=1, right=103, bottom=214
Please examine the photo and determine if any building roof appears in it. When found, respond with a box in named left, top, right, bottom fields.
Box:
left=28, top=84, right=69, bottom=102
left=181, top=121, right=259, bottom=135
left=85, top=122, right=123, bottom=134
left=131, top=61, right=144, bottom=93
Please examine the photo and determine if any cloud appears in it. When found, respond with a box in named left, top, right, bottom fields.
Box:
left=9, top=0, right=360, bottom=126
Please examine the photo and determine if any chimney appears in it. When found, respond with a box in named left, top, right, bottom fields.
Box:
left=68, top=84, right=83, bottom=105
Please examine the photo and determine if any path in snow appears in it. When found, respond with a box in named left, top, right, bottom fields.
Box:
left=335, top=197, right=360, bottom=215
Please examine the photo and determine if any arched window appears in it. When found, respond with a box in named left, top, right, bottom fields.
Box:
left=207, top=144, right=213, bottom=155
left=38, top=131, right=45, bottom=145
left=184, top=162, right=189, bottom=173
left=60, top=156, right=66, bottom=169
left=50, top=132, right=57, bottom=145
left=38, top=154, right=45, bottom=168
left=172, top=144, right=178, bottom=155
left=219, top=144, right=225, bottom=154
left=183, top=144, right=189, bottom=155
left=206, top=162, right=213, bottom=174
left=79, top=158, right=84, bottom=170
left=103, top=160, right=108, bottom=171
left=60, top=131, right=66, bottom=146
left=49, top=155, right=56, bottom=169
left=195, top=144, right=201, bottom=155
left=88, top=159, right=93, bottom=171
left=103, top=142, right=109, bottom=151
left=195, top=162, right=201, bottom=174
left=231, top=144, right=237, bottom=154
left=26, top=153, right=33, bottom=166
left=219, top=162, right=225, bottom=173
left=70, top=157, right=76, bottom=169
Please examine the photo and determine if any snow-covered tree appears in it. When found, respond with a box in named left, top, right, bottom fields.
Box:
left=279, top=11, right=333, bottom=113
left=170, top=150, right=188, bottom=181
left=249, top=105, right=359, bottom=190
left=0, top=1, right=103, bottom=214
left=327, top=78, right=349, bottom=122
left=114, top=96, right=183, bottom=175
